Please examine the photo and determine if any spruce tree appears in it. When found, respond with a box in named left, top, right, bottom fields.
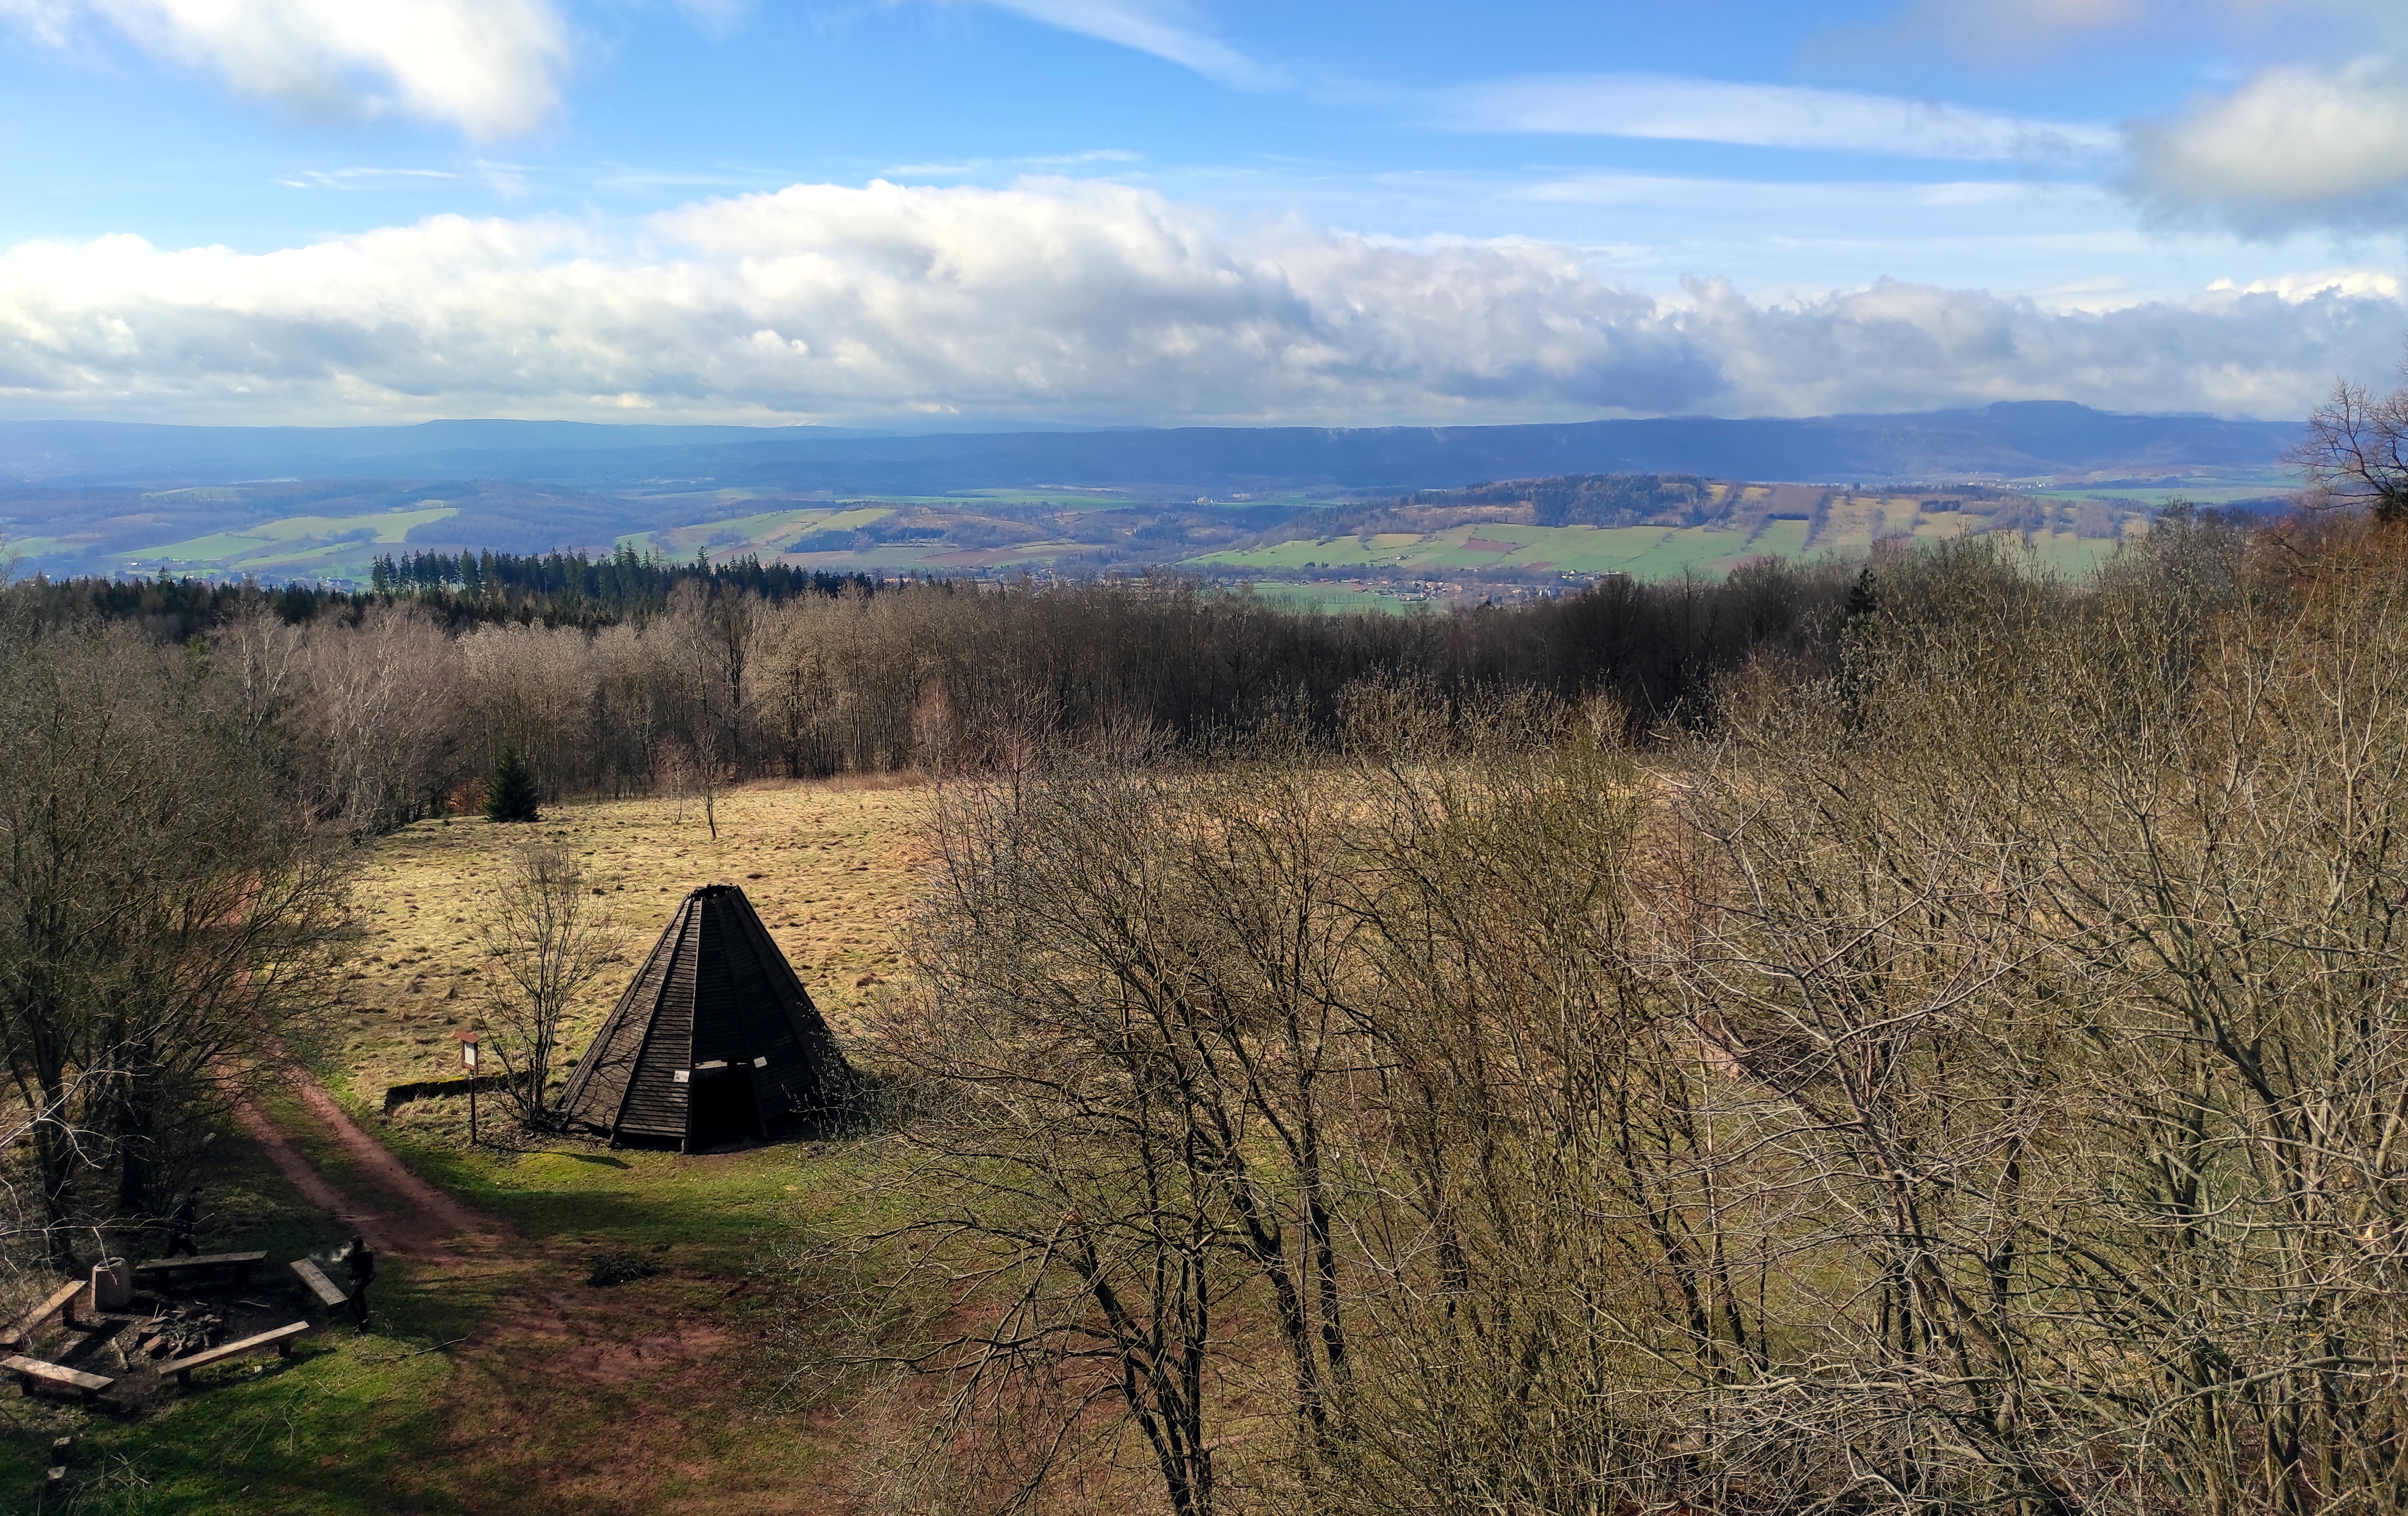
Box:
left=485, top=747, right=540, bottom=824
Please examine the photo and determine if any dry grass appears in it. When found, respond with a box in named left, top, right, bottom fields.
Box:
left=327, top=779, right=931, bottom=1096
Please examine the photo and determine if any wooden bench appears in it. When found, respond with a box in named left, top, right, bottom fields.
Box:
left=132, top=1251, right=266, bottom=1289
left=289, top=1259, right=349, bottom=1312
left=1, top=1354, right=113, bottom=1407
left=1, top=1281, right=84, bottom=1350
left=158, top=1320, right=310, bottom=1389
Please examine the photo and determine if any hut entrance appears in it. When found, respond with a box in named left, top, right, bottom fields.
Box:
left=688, top=1067, right=760, bottom=1150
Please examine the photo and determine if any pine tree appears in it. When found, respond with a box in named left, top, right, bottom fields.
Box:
left=485, top=747, right=540, bottom=824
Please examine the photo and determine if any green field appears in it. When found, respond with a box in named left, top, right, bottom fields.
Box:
left=1191, top=517, right=1814, bottom=582
left=2020, top=530, right=2131, bottom=578
left=1188, top=489, right=2170, bottom=587
left=133, top=506, right=461, bottom=577
left=2029, top=484, right=2295, bottom=505
left=1239, top=581, right=1424, bottom=614
left=888, top=488, right=1139, bottom=510
left=623, top=506, right=897, bottom=562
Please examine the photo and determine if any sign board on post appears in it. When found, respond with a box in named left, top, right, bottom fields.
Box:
left=458, top=1032, right=480, bottom=1144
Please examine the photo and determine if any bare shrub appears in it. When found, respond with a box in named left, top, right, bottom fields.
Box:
left=472, top=844, right=621, bottom=1129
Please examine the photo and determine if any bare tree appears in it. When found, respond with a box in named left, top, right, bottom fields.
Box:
left=299, top=603, right=463, bottom=831
left=691, top=724, right=729, bottom=840
left=2291, top=354, right=2408, bottom=522
left=0, top=602, right=349, bottom=1266
left=473, top=844, right=620, bottom=1129
left=653, top=739, right=697, bottom=825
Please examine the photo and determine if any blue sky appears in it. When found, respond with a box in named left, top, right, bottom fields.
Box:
left=2, top=0, right=2405, bottom=426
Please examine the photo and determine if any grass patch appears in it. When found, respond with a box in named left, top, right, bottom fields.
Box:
left=1240, top=581, right=1419, bottom=614
left=130, top=507, right=460, bottom=577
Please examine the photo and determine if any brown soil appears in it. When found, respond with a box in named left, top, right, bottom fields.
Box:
left=234, top=1085, right=506, bottom=1261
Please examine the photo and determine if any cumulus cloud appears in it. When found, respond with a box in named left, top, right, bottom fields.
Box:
left=0, top=180, right=2394, bottom=425
left=2125, top=55, right=2408, bottom=233
left=2, top=0, right=571, bottom=137
left=1446, top=75, right=2113, bottom=161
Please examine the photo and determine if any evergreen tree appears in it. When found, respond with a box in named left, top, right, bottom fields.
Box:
left=485, top=747, right=540, bottom=824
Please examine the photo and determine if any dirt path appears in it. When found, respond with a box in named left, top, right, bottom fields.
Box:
left=236, top=1064, right=513, bottom=1260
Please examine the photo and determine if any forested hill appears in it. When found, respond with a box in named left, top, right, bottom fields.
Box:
left=0, top=401, right=2296, bottom=492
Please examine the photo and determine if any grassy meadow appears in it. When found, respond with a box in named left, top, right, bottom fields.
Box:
left=323, top=777, right=926, bottom=1094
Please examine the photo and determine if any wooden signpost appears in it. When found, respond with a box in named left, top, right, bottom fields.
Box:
left=458, top=1032, right=480, bottom=1144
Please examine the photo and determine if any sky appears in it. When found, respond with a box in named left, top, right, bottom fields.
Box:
left=2, top=0, right=2406, bottom=427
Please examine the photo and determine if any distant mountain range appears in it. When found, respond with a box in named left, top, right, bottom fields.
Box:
left=0, top=401, right=2302, bottom=495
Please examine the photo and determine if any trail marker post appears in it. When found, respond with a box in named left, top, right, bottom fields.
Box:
left=459, top=1033, right=480, bottom=1144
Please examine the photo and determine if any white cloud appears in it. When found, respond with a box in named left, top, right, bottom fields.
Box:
left=3, top=0, right=571, bottom=138
left=2206, top=267, right=2404, bottom=302
left=882, top=147, right=1141, bottom=177
left=0, top=180, right=2392, bottom=425
left=946, top=0, right=1278, bottom=89
left=1446, top=74, right=2114, bottom=161
left=276, top=166, right=462, bottom=190
left=2125, top=55, right=2408, bottom=232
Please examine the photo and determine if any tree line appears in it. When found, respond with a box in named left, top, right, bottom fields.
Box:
left=10, top=545, right=877, bottom=640
left=363, top=542, right=874, bottom=610
left=9, top=557, right=1868, bottom=837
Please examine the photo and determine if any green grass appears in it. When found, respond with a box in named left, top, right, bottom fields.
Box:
left=2020, top=530, right=2129, bottom=579
left=1598, top=526, right=1751, bottom=579
left=1746, top=519, right=1813, bottom=561
left=1240, top=582, right=1421, bottom=615
left=627, top=505, right=899, bottom=563
left=1196, top=517, right=1815, bottom=583
left=2028, top=484, right=2296, bottom=505
left=880, top=489, right=1138, bottom=510
left=0, top=1083, right=883, bottom=1513
left=129, top=508, right=460, bottom=578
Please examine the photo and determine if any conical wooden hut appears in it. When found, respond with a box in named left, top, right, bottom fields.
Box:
left=559, top=883, right=854, bottom=1150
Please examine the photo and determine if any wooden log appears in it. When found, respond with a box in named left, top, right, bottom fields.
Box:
left=1, top=1354, right=113, bottom=1407
left=289, top=1259, right=349, bottom=1312
left=132, top=1251, right=267, bottom=1288
left=1, top=1281, right=84, bottom=1350
left=158, top=1320, right=310, bottom=1389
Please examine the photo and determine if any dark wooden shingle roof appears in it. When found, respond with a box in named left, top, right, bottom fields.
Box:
left=559, top=884, right=853, bottom=1148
